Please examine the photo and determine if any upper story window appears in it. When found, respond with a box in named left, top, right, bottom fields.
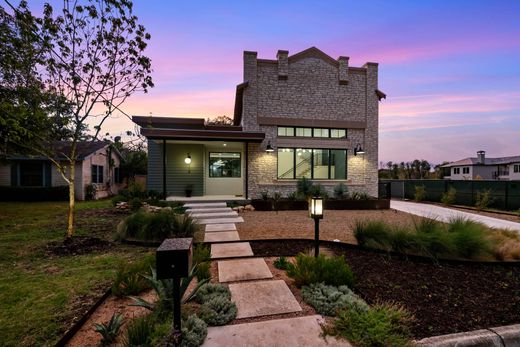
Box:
left=462, top=167, right=470, bottom=174
left=278, top=126, right=347, bottom=139
left=514, top=164, right=519, bottom=173
left=453, top=167, right=460, bottom=174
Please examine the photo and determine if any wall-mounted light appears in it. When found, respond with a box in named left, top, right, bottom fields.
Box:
left=184, top=153, right=192, bottom=164
left=266, top=141, right=274, bottom=153
left=354, top=143, right=365, bottom=156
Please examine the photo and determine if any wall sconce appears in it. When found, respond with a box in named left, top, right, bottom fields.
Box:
left=265, top=141, right=274, bottom=153
left=354, top=143, right=365, bottom=156
left=184, top=153, right=191, bottom=173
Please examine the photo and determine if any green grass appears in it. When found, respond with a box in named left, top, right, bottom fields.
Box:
left=0, top=200, right=151, bottom=346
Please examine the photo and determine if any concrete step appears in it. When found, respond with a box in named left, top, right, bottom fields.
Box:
left=191, top=211, right=238, bottom=219
left=205, top=223, right=237, bottom=232
left=218, top=258, right=273, bottom=283
left=211, top=242, right=253, bottom=259
left=198, top=217, right=244, bottom=225
left=184, top=202, right=227, bottom=209
left=187, top=207, right=232, bottom=214
left=204, top=231, right=240, bottom=243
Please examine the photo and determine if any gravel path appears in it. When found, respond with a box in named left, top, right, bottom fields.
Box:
left=236, top=209, right=421, bottom=244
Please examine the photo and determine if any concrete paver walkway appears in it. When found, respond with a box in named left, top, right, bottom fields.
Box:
left=204, top=231, right=240, bottom=242
left=210, top=242, right=253, bottom=259
left=218, top=258, right=273, bottom=282
left=202, top=315, right=350, bottom=347
left=205, top=223, right=236, bottom=232
left=391, top=200, right=520, bottom=232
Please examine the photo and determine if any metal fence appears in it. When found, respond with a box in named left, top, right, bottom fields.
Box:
left=379, top=179, right=520, bottom=211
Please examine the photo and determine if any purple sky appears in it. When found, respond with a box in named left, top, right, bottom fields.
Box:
left=27, top=1, right=520, bottom=164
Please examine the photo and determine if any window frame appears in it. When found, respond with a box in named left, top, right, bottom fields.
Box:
left=462, top=167, right=470, bottom=174
left=277, top=126, right=347, bottom=139
left=208, top=152, right=242, bottom=178
left=514, top=164, right=519, bottom=173
left=453, top=167, right=460, bottom=175
left=276, top=147, right=347, bottom=180
left=91, top=164, right=104, bottom=184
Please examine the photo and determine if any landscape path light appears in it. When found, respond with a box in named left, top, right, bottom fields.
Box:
left=309, top=196, right=324, bottom=257
left=156, top=238, right=193, bottom=341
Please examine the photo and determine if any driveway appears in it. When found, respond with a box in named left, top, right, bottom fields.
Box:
left=390, top=200, right=520, bottom=232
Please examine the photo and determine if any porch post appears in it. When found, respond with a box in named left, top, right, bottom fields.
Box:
left=162, top=139, right=167, bottom=198
left=245, top=142, right=249, bottom=199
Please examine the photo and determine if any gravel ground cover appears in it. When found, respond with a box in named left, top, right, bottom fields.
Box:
left=236, top=209, right=421, bottom=244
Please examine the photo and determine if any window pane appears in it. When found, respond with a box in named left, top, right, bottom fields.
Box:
left=313, top=128, right=329, bottom=138
left=295, top=148, right=312, bottom=178
left=98, top=165, right=104, bottom=183
left=330, top=150, right=347, bottom=179
left=313, top=149, right=329, bottom=178
left=19, top=162, right=43, bottom=186
left=278, top=127, right=294, bottom=136
left=296, top=127, right=312, bottom=137
left=277, top=148, right=294, bottom=179
left=209, top=153, right=241, bottom=177
left=331, top=129, right=346, bottom=138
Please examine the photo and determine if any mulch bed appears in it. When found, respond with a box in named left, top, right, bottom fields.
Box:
left=46, top=236, right=112, bottom=256
left=250, top=239, right=520, bottom=339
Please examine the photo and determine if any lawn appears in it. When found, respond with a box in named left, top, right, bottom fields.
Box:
left=0, top=200, right=152, bottom=347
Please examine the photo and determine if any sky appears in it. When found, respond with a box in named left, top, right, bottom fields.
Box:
left=25, top=0, right=520, bottom=164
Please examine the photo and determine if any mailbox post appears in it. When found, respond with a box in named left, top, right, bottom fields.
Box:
left=156, top=238, right=193, bottom=334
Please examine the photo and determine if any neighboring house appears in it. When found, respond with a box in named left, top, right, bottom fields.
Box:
left=0, top=141, right=124, bottom=200
left=441, top=151, right=520, bottom=181
left=133, top=47, right=385, bottom=199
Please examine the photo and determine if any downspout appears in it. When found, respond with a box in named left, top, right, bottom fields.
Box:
left=162, top=139, right=167, bottom=198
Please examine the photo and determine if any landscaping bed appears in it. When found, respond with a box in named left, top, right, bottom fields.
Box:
left=249, top=239, right=520, bottom=339
left=251, top=198, right=390, bottom=211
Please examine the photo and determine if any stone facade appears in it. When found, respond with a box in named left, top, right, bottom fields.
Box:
left=240, top=47, right=381, bottom=198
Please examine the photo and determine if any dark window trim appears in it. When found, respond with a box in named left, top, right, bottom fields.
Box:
left=277, top=126, right=347, bottom=139
left=277, top=147, right=348, bottom=180
left=208, top=152, right=242, bottom=178
left=92, top=164, right=104, bottom=184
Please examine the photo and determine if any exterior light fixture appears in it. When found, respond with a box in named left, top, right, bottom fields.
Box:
left=266, top=141, right=274, bottom=152
left=354, top=143, right=365, bottom=156
left=184, top=154, right=192, bottom=164
left=309, top=196, right=324, bottom=257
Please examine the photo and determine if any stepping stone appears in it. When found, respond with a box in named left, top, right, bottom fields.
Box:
left=204, top=231, right=240, bottom=242
left=205, top=223, right=237, bottom=232
left=190, top=211, right=238, bottom=219
left=187, top=207, right=232, bottom=214
left=202, top=315, right=348, bottom=347
left=211, top=242, right=253, bottom=259
left=198, top=217, right=244, bottom=225
left=184, top=202, right=227, bottom=208
left=229, top=280, right=302, bottom=319
left=218, top=258, right=273, bottom=282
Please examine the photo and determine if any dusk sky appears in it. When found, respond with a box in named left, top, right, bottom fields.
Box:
left=29, top=1, right=520, bottom=164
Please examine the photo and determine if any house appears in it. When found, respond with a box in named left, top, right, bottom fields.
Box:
left=441, top=151, right=520, bottom=181
left=133, top=47, right=384, bottom=199
left=0, top=141, right=124, bottom=200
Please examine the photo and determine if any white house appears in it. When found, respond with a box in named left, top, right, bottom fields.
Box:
left=442, top=151, right=520, bottom=181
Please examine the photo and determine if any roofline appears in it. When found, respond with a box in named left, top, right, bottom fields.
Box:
left=140, top=128, right=265, bottom=142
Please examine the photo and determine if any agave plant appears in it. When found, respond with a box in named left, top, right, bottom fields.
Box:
left=129, top=264, right=209, bottom=318
left=93, top=312, right=124, bottom=346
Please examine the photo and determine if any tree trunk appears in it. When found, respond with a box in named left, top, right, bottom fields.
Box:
left=66, top=163, right=75, bottom=239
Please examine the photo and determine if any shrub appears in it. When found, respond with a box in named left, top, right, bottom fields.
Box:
left=286, top=254, right=354, bottom=288
left=112, top=253, right=155, bottom=297
left=413, top=185, right=427, bottom=202
left=450, top=220, right=491, bottom=259
left=286, top=191, right=297, bottom=200
left=296, top=177, right=313, bottom=197
left=350, top=192, right=370, bottom=200
left=195, top=283, right=231, bottom=304
left=260, top=190, right=270, bottom=200
left=325, top=303, right=413, bottom=347
left=112, top=194, right=127, bottom=206
left=441, top=187, right=456, bottom=205
left=333, top=183, right=348, bottom=199
left=388, top=227, right=417, bottom=255
left=129, top=197, right=143, bottom=212
left=147, top=189, right=162, bottom=200
left=475, top=189, right=494, bottom=211
left=85, top=184, right=96, bottom=201
left=93, top=312, right=124, bottom=346
left=193, top=244, right=211, bottom=282
left=309, top=184, right=328, bottom=198
left=123, top=315, right=154, bottom=347
left=120, top=211, right=149, bottom=239
left=274, top=256, right=291, bottom=270
left=195, top=262, right=211, bottom=282
left=199, top=296, right=237, bottom=326
left=181, top=315, right=208, bottom=347
left=353, top=221, right=392, bottom=250
left=302, top=283, right=368, bottom=316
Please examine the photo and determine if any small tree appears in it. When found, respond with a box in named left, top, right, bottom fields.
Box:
left=413, top=185, right=427, bottom=202
left=206, top=115, right=233, bottom=125
left=475, top=189, right=493, bottom=211
left=441, top=187, right=457, bottom=205
left=5, top=0, right=154, bottom=238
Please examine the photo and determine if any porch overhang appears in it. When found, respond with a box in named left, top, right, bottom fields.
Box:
left=140, top=128, right=265, bottom=142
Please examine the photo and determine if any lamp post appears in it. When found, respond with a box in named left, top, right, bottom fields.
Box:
left=309, top=196, right=323, bottom=257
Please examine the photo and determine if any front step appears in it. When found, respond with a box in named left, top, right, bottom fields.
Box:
left=191, top=211, right=238, bottom=219
left=211, top=242, right=253, bottom=259
left=198, top=217, right=244, bottom=225
left=187, top=207, right=233, bottom=214
left=184, top=202, right=227, bottom=209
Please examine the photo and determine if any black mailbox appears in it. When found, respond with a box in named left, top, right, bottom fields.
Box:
left=156, top=238, right=193, bottom=279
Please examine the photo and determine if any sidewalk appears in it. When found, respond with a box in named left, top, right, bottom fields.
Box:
left=390, top=200, right=520, bottom=232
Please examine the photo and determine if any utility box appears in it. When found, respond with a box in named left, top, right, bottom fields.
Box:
left=156, top=238, right=193, bottom=279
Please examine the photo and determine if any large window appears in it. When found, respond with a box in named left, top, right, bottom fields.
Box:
left=19, top=162, right=44, bottom=186
left=92, top=165, right=104, bottom=183
left=114, top=167, right=122, bottom=184
left=515, top=164, right=520, bottom=173
left=278, top=126, right=347, bottom=139
left=209, top=152, right=241, bottom=177
left=277, top=148, right=347, bottom=180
